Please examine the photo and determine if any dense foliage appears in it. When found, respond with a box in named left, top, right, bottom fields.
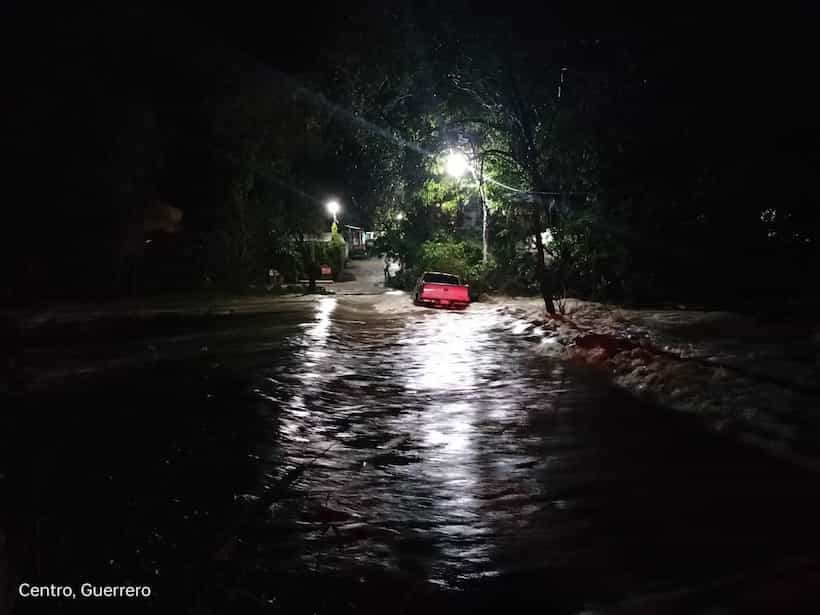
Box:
left=5, top=3, right=818, bottom=309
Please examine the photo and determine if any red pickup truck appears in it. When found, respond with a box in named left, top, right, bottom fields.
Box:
left=413, top=272, right=471, bottom=309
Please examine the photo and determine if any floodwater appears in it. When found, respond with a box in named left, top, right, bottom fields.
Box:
left=4, top=297, right=820, bottom=613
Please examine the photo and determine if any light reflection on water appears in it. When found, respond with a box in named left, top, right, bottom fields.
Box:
left=304, top=297, right=336, bottom=349
left=256, top=303, right=572, bottom=585
left=16, top=289, right=820, bottom=613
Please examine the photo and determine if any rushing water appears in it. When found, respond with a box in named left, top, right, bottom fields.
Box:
left=252, top=299, right=575, bottom=584
left=4, top=298, right=820, bottom=613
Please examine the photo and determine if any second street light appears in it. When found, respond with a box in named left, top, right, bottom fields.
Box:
left=325, top=199, right=342, bottom=236
left=326, top=200, right=340, bottom=229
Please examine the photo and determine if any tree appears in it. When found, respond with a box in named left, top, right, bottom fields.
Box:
left=436, top=58, right=569, bottom=312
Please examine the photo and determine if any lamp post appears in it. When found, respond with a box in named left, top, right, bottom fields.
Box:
left=444, top=150, right=488, bottom=263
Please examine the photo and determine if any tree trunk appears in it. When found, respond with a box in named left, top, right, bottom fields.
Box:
left=482, top=198, right=488, bottom=263
left=533, top=214, right=556, bottom=315
left=229, top=144, right=258, bottom=292
left=479, top=156, right=488, bottom=263
left=306, top=241, right=317, bottom=290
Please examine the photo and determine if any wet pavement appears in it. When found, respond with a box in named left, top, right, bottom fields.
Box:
left=3, top=295, right=820, bottom=613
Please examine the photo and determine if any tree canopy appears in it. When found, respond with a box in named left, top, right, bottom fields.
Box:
left=5, top=2, right=818, bottom=308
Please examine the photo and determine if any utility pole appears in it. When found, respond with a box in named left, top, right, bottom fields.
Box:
left=558, top=67, right=566, bottom=100
left=478, top=154, right=488, bottom=263
left=467, top=141, right=489, bottom=263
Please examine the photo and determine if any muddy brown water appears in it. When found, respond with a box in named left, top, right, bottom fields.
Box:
left=3, top=298, right=820, bottom=613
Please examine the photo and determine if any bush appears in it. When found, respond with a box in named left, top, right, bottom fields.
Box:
left=300, top=239, right=346, bottom=281
left=493, top=250, right=538, bottom=295
left=327, top=234, right=347, bottom=280
left=463, top=258, right=498, bottom=300
left=416, top=238, right=482, bottom=280
left=387, top=268, right=416, bottom=290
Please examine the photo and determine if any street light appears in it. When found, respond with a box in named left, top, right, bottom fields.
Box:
left=326, top=200, right=340, bottom=223
left=444, top=151, right=469, bottom=178
left=395, top=212, right=404, bottom=221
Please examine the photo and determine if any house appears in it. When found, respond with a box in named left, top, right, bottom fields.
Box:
left=342, top=225, right=366, bottom=258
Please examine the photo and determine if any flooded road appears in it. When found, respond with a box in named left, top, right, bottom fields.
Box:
left=4, top=296, right=820, bottom=613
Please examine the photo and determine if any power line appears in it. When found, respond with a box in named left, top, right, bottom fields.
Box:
left=483, top=173, right=592, bottom=197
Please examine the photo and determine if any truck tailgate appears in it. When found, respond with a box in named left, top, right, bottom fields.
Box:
left=420, top=283, right=470, bottom=304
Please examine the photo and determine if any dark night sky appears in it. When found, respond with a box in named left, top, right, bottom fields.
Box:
left=5, top=1, right=818, bottom=150
left=186, top=1, right=820, bottom=135
left=2, top=1, right=816, bottom=210
left=2, top=2, right=816, bottom=198
left=1, top=1, right=818, bottom=300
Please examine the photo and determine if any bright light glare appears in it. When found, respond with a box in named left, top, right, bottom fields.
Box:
left=395, top=212, right=404, bottom=221
left=541, top=229, right=553, bottom=246
left=308, top=297, right=336, bottom=338
left=444, top=152, right=469, bottom=178
left=407, top=311, right=487, bottom=391
left=326, top=200, right=340, bottom=216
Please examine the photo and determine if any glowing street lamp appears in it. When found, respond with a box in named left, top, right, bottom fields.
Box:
left=444, top=151, right=469, bottom=178
left=326, top=199, right=340, bottom=223
left=395, top=212, right=404, bottom=221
